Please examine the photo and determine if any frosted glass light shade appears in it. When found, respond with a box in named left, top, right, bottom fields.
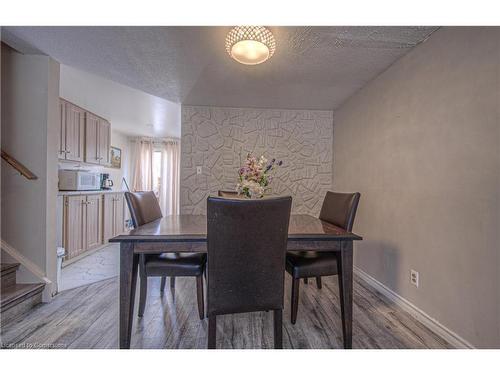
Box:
left=225, top=26, right=276, bottom=65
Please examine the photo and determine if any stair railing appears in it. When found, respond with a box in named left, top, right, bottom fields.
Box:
left=1, top=149, right=38, bottom=180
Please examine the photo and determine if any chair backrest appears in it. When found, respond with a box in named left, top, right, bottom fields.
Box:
left=218, top=190, right=240, bottom=198
left=124, top=191, right=163, bottom=228
left=319, top=191, right=360, bottom=231
left=207, top=196, right=292, bottom=316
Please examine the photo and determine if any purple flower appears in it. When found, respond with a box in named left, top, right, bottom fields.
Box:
left=278, top=160, right=283, bottom=166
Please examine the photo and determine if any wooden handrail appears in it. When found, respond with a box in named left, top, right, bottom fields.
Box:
left=1, top=149, right=38, bottom=180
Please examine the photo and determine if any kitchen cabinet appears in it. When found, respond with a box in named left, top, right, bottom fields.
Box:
left=63, top=194, right=102, bottom=260
left=58, top=98, right=111, bottom=166
left=85, top=194, right=103, bottom=250
left=58, top=100, right=65, bottom=159
left=64, top=195, right=85, bottom=260
left=103, top=194, right=114, bottom=242
left=113, top=193, right=125, bottom=236
left=98, top=118, right=111, bottom=165
left=85, top=112, right=111, bottom=166
left=103, top=193, right=127, bottom=243
left=84, top=113, right=99, bottom=164
left=60, top=192, right=127, bottom=262
left=59, top=99, right=85, bottom=162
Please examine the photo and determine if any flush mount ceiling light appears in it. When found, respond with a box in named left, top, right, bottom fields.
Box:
left=225, top=26, right=276, bottom=65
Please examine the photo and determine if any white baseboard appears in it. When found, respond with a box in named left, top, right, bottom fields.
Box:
left=354, top=266, right=475, bottom=349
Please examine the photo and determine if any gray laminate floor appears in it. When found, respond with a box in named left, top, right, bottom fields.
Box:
left=0, top=274, right=452, bottom=349
left=60, top=244, right=119, bottom=291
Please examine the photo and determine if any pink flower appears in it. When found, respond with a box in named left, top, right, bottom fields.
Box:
left=236, top=153, right=283, bottom=198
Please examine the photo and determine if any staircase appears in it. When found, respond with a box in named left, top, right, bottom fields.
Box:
left=1, top=263, right=45, bottom=326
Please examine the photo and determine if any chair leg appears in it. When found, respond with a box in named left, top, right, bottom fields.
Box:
left=208, top=316, right=217, bottom=349
left=138, top=257, right=147, bottom=317
left=160, top=276, right=166, bottom=292
left=273, top=309, right=283, bottom=349
left=291, top=277, right=300, bottom=324
left=316, top=277, right=322, bottom=289
left=170, top=277, right=176, bottom=289
left=304, top=278, right=308, bottom=284
left=196, top=275, right=204, bottom=320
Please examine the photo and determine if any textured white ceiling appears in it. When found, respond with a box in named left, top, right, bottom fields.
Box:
left=3, top=26, right=438, bottom=110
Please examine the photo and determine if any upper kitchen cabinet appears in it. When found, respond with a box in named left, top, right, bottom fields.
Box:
left=85, top=113, right=110, bottom=166
left=84, top=112, right=100, bottom=164
left=59, top=98, right=111, bottom=166
left=98, top=118, right=111, bottom=166
left=58, top=99, right=85, bottom=162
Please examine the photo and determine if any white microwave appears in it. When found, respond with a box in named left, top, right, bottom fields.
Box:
left=58, top=170, right=101, bottom=191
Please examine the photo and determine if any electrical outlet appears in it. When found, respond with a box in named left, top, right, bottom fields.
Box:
left=410, top=269, right=419, bottom=288
left=196, top=166, right=202, bottom=175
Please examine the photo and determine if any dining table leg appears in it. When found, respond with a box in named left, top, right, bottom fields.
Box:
left=119, top=242, right=138, bottom=349
left=337, top=240, right=353, bottom=349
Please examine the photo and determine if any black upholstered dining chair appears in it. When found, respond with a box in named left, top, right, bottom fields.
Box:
left=206, top=196, right=292, bottom=349
left=286, top=191, right=360, bottom=325
left=124, top=191, right=206, bottom=320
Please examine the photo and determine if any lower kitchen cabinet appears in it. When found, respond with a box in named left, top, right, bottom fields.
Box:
left=103, top=193, right=127, bottom=243
left=85, top=194, right=103, bottom=250
left=63, top=194, right=102, bottom=260
left=64, top=195, right=85, bottom=260
left=62, top=192, right=127, bottom=261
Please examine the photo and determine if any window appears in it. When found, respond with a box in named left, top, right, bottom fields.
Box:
left=152, top=150, right=162, bottom=198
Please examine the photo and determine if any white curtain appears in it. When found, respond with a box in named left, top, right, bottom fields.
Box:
left=131, top=137, right=180, bottom=216
left=131, top=139, right=153, bottom=192
left=159, top=140, right=180, bottom=216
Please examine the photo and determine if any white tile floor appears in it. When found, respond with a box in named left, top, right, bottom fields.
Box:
left=60, top=244, right=120, bottom=291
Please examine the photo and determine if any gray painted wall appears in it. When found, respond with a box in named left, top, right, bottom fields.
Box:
left=181, top=106, right=333, bottom=215
left=1, top=44, right=60, bottom=297
left=333, top=27, right=500, bottom=348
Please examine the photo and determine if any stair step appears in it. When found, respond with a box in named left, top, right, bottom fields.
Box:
left=1, top=263, right=20, bottom=274
left=1, top=283, right=44, bottom=311
left=0, top=283, right=45, bottom=326
left=1, top=263, right=20, bottom=290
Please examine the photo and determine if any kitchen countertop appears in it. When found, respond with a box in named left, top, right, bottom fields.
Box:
left=58, top=190, right=128, bottom=196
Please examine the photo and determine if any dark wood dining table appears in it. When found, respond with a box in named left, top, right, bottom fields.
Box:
left=110, top=214, right=362, bottom=349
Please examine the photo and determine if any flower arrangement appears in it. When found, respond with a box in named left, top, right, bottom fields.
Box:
left=236, top=153, right=283, bottom=198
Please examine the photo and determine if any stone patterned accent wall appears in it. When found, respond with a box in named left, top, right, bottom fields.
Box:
left=180, top=106, right=333, bottom=215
